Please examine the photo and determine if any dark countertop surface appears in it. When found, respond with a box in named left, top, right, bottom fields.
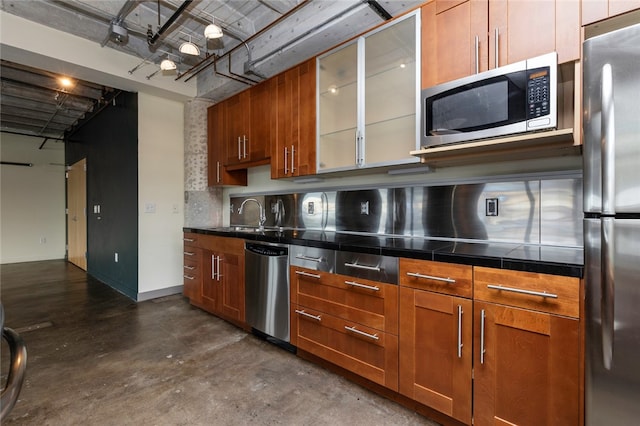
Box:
left=184, top=227, right=584, bottom=278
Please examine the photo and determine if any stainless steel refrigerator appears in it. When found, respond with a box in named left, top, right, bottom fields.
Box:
left=583, top=21, right=640, bottom=426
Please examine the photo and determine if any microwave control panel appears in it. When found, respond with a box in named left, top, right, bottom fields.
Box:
left=526, top=67, right=551, bottom=119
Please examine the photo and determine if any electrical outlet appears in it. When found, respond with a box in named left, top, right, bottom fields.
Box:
left=307, top=201, right=315, bottom=215
left=144, top=203, right=156, bottom=213
left=360, top=201, right=369, bottom=215
left=40, top=237, right=47, bottom=244
left=486, top=198, right=499, bottom=216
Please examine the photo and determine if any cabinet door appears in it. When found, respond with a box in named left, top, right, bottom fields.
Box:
left=225, top=92, right=250, bottom=165
left=272, top=59, right=317, bottom=179
left=249, top=79, right=273, bottom=163
left=582, top=0, right=640, bottom=25
left=363, top=11, right=420, bottom=166
left=399, top=288, right=472, bottom=424
left=201, top=251, right=220, bottom=313
left=207, top=103, right=247, bottom=186
left=317, top=42, right=358, bottom=171
left=219, top=247, right=245, bottom=323
left=473, top=301, right=580, bottom=426
left=489, top=0, right=580, bottom=67
left=422, top=0, right=488, bottom=88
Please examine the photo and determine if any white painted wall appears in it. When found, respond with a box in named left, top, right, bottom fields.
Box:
left=137, top=92, right=185, bottom=299
left=1, top=134, right=66, bottom=263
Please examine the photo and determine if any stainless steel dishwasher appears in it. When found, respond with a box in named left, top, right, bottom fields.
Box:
left=244, top=242, right=291, bottom=348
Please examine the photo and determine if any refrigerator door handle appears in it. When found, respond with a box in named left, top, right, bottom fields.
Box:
left=601, top=64, right=616, bottom=215
left=601, top=217, right=615, bottom=370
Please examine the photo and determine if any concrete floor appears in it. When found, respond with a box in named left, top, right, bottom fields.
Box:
left=1, top=260, right=439, bottom=425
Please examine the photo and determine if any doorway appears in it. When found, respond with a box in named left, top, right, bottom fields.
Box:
left=67, top=158, right=87, bottom=270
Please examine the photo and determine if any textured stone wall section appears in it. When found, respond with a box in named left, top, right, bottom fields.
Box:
left=184, top=99, right=223, bottom=227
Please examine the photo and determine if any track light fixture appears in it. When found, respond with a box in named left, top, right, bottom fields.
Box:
left=204, top=16, right=223, bottom=39
left=160, top=55, right=176, bottom=71
left=179, top=35, right=200, bottom=56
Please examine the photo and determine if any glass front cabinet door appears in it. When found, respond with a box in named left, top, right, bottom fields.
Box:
left=317, top=10, right=420, bottom=173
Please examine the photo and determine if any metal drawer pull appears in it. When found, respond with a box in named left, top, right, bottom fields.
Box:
left=183, top=238, right=195, bottom=242
left=480, top=309, right=486, bottom=364
left=344, top=326, right=379, bottom=341
left=457, top=305, right=463, bottom=358
left=184, top=265, right=195, bottom=270
left=296, top=254, right=323, bottom=263
left=183, top=251, right=195, bottom=256
left=295, top=270, right=321, bottom=279
left=487, top=284, right=558, bottom=299
left=295, top=310, right=321, bottom=322
left=406, top=272, right=455, bottom=283
left=344, top=262, right=381, bottom=272
left=345, top=280, right=380, bottom=291
left=183, top=275, right=195, bottom=280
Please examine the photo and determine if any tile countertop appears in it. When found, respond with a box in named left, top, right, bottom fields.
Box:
left=184, top=227, right=584, bottom=279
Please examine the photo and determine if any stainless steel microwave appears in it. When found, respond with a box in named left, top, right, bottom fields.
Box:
left=421, top=52, right=557, bottom=148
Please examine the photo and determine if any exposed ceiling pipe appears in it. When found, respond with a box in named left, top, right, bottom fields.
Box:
left=100, top=0, right=140, bottom=47
left=362, top=0, right=392, bottom=20
left=175, top=0, right=312, bottom=82
left=147, top=0, right=194, bottom=46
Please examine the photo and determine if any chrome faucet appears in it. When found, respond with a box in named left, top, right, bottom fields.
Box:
left=238, top=198, right=266, bottom=231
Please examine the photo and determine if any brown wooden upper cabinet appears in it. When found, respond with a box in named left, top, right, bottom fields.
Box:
left=271, top=58, right=317, bottom=179
left=422, top=0, right=581, bottom=88
left=224, top=79, right=273, bottom=169
left=207, top=102, right=247, bottom=187
left=582, top=0, right=640, bottom=25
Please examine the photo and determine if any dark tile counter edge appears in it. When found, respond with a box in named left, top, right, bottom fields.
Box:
left=184, top=227, right=584, bottom=278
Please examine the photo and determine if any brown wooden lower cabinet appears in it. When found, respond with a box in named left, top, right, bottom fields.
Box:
left=473, top=301, right=580, bottom=426
left=399, top=288, right=473, bottom=425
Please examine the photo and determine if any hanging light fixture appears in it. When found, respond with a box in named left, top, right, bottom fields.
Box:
left=160, top=55, right=177, bottom=71
left=204, top=16, right=223, bottom=39
left=179, top=35, right=200, bottom=56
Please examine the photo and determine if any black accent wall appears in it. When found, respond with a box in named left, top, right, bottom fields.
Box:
left=66, top=91, right=138, bottom=300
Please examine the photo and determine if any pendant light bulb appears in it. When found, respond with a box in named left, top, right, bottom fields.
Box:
left=204, top=17, right=223, bottom=39
left=160, top=56, right=176, bottom=71
left=179, top=35, right=200, bottom=56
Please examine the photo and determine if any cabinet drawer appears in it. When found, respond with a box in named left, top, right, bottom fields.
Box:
left=474, top=267, right=580, bottom=318
left=291, top=303, right=399, bottom=391
left=183, top=256, right=202, bottom=281
left=291, top=266, right=398, bottom=334
left=400, top=258, right=473, bottom=299
left=183, top=232, right=200, bottom=248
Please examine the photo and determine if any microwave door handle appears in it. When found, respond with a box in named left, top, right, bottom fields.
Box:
left=601, top=64, right=615, bottom=215
left=474, top=35, right=479, bottom=74
left=601, top=217, right=615, bottom=370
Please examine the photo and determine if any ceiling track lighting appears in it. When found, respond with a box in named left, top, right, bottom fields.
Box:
left=204, top=16, right=223, bottom=39
left=179, top=35, right=200, bottom=56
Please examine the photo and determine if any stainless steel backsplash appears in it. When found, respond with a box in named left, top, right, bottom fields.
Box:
left=230, top=178, right=583, bottom=247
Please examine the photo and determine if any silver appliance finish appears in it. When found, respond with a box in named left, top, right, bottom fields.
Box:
left=583, top=21, right=640, bottom=426
left=336, top=251, right=398, bottom=284
left=289, top=246, right=336, bottom=273
left=244, top=242, right=290, bottom=343
left=421, top=52, right=558, bottom=148
left=230, top=177, right=582, bottom=247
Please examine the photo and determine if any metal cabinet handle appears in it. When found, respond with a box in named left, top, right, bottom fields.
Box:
left=344, top=325, right=379, bottom=341
left=184, top=265, right=195, bottom=271
left=216, top=256, right=222, bottom=281
left=183, top=251, right=195, bottom=256
left=284, top=146, right=289, bottom=175
left=295, top=270, right=321, bottom=279
left=457, top=305, right=463, bottom=358
left=601, top=217, right=615, bottom=370
left=295, top=254, right=323, bottom=263
left=474, top=35, right=479, bottom=74
left=406, top=271, right=455, bottom=283
left=237, top=136, right=242, bottom=160
left=183, top=238, right=195, bottom=242
left=480, top=309, right=486, bottom=364
left=494, top=27, right=499, bottom=68
left=183, top=275, right=195, bottom=280
left=295, top=309, right=321, bottom=322
left=290, top=145, right=295, bottom=174
left=345, top=280, right=379, bottom=291
left=243, top=135, right=247, bottom=159
left=344, top=262, right=380, bottom=272
left=487, top=284, right=558, bottom=299
left=601, top=64, right=615, bottom=215
left=354, top=130, right=359, bottom=165
left=211, top=254, right=216, bottom=280
left=216, top=161, right=220, bottom=183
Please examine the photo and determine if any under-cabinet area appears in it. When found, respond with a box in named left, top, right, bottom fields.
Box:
left=183, top=229, right=583, bottom=426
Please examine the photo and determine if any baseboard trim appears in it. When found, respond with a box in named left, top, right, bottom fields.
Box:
left=137, top=285, right=183, bottom=302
